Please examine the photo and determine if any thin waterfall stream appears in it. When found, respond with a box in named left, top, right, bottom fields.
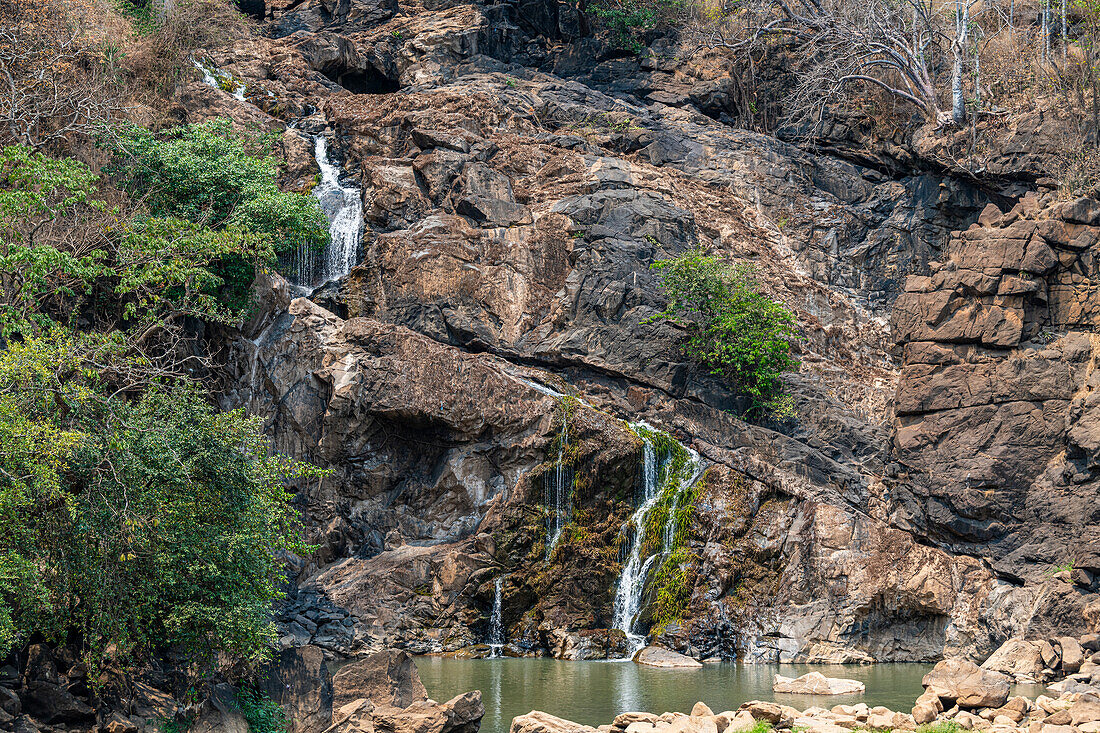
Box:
left=612, top=423, right=704, bottom=658
left=544, top=419, right=571, bottom=559
left=191, top=58, right=364, bottom=289
left=611, top=427, right=662, bottom=654
left=488, top=576, right=506, bottom=657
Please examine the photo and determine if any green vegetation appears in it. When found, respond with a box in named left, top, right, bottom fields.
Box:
left=106, top=120, right=329, bottom=305
left=650, top=250, right=799, bottom=416
left=747, top=721, right=774, bottom=733
left=588, top=0, right=685, bottom=52
left=0, top=128, right=320, bottom=679
left=630, top=424, right=701, bottom=628
left=915, top=722, right=961, bottom=733
left=0, top=349, right=315, bottom=669
left=237, top=687, right=288, bottom=733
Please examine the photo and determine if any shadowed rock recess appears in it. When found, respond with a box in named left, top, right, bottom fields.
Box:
left=193, top=0, right=1100, bottom=666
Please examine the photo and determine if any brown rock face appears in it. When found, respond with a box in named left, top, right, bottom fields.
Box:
left=189, top=0, right=1100, bottom=666
left=325, top=650, right=484, bottom=733
left=921, top=658, right=1011, bottom=709
left=890, top=194, right=1100, bottom=587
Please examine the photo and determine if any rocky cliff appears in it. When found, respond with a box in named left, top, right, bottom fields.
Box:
left=185, top=0, right=1100, bottom=664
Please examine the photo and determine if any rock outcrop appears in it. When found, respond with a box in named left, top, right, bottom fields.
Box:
left=183, top=0, right=1100, bottom=666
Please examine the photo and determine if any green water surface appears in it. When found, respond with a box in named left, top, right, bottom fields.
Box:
left=415, top=658, right=934, bottom=733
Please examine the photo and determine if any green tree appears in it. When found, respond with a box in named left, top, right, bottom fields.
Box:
left=0, top=330, right=317, bottom=671
left=107, top=120, right=329, bottom=307
left=0, top=145, right=109, bottom=336
left=650, top=250, right=799, bottom=414
left=0, top=140, right=320, bottom=679
left=108, top=119, right=328, bottom=253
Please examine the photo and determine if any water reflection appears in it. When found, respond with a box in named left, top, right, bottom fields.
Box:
left=415, top=658, right=934, bottom=733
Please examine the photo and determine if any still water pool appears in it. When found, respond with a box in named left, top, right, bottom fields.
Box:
left=415, top=658, right=934, bottom=733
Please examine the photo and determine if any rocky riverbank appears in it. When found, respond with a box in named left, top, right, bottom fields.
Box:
left=0, top=648, right=482, bottom=733
left=510, top=654, right=1100, bottom=733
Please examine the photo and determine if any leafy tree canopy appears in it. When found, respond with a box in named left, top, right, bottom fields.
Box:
left=0, top=330, right=317, bottom=670
left=0, top=143, right=276, bottom=340
left=0, top=136, right=320, bottom=679
left=651, top=250, right=799, bottom=415
left=107, top=119, right=329, bottom=255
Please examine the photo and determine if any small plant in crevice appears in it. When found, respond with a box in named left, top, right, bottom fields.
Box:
left=1046, top=561, right=1076, bottom=576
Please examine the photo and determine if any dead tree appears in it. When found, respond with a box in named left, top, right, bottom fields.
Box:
left=0, top=0, right=118, bottom=149
left=692, top=0, right=982, bottom=127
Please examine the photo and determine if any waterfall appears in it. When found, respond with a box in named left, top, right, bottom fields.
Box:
left=488, top=575, right=506, bottom=657
left=612, top=429, right=663, bottom=654
left=191, top=57, right=246, bottom=101
left=611, top=424, right=704, bottom=658
left=544, top=419, right=571, bottom=559
left=663, top=446, right=704, bottom=555
left=285, top=137, right=363, bottom=288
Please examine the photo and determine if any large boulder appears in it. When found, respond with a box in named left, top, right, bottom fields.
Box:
left=772, top=672, right=865, bottom=695
left=633, top=646, right=703, bottom=669
left=922, top=658, right=1011, bottom=709
left=981, top=639, right=1045, bottom=679
left=1056, top=637, right=1085, bottom=673
left=257, top=645, right=333, bottom=733
left=333, top=650, right=428, bottom=710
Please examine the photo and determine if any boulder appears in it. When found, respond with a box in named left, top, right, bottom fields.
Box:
left=1040, top=641, right=1061, bottom=670
left=913, top=691, right=944, bottom=725
left=923, top=658, right=1011, bottom=709
left=713, top=711, right=757, bottom=733
left=983, top=639, right=1045, bottom=679
left=20, top=682, right=95, bottom=725
left=1056, top=637, right=1085, bottom=673
left=511, top=712, right=598, bottom=733
left=633, top=646, right=703, bottom=669
left=258, top=645, right=333, bottom=733
left=614, top=714, right=659, bottom=729
left=737, top=701, right=790, bottom=725
left=1071, top=702, right=1100, bottom=726
left=664, top=716, right=718, bottom=733
left=691, top=704, right=714, bottom=717
left=333, top=649, right=428, bottom=710
left=773, top=672, right=865, bottom=695
left=193, top=684, right=250, bottom=733
left=443, top=691, right=485, bottom=733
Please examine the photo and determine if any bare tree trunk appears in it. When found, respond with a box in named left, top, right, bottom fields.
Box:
left=1042, top=0, right=1050, bottom=60
left=952, top=0, right=969, bottom=123
left=1062, top=0, right=1068, bottom=54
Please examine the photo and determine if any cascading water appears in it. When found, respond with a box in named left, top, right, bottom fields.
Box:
left=285, top=137, right=364, bottom=289
left=544, top=419, right=571, bottom=559
left=611, top=424, right=704, bottom=657
left=611, top=428, right=663, bottom=653
left=191, top=57, right=247, bottom=101
left=488, top=575, right=506, bottom=657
